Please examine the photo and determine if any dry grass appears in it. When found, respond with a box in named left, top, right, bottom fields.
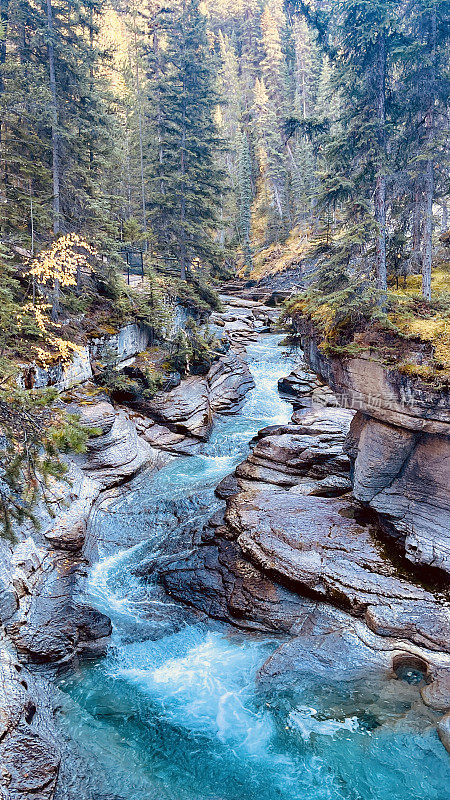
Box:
left=246, top=226, right=312, bottom=280
left=388, top=268, right=450, bottom=371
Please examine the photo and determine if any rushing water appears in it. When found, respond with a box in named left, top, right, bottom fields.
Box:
left=56, top=336, right=450, bottom=800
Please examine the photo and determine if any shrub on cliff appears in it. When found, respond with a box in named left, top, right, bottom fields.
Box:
left=0, top=381, right=91, bottom=539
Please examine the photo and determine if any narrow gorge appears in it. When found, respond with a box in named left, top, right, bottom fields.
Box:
left=1, top=0, right=448, bottom=796
left=0, top=292, right=449, bottom=800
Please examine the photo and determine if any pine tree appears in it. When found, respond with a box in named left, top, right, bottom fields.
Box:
left=0, top=0, right=120, bottom=250
left=400, top=0, right=448, bottom=300
left=147, top=0, right=226, bottom=280
left=237, top=129, right=253, bottom=272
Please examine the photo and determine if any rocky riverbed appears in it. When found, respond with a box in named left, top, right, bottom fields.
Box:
left=0, top=296, right=264, bottom=799
left=0, top=293, right=449, bottom=800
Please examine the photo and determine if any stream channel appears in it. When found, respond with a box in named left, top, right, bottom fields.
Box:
left=55, top=335, right=450, bottom=800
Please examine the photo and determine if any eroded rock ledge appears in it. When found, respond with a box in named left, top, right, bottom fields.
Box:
left=159, top=402, right=450, bottom=752
left=297, top=335, right=450, bottom=575
left=0, top=649, right=61, bottom=800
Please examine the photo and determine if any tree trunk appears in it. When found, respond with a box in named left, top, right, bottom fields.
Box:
left=412, top=181, right=422, bottom=267
left=133, top=22, right=147, bottom=244
left=0, top=0, right=8, bottom=230
left=441, top=201, right=448, bottom=233
left=375, top=31, right=387, bottom=296
left=422, top=153, right=433, bottom=301
left=273, top=183, right=284, bottom=220
left=180, top=103, right=187, bottom=281
left=153, top=29, right=164, bottom=197
left=46, top=0, right=59, bottom=237
left=179, top=15, right=187, bottom=282
left=0, top=0, right=8, bottom=90
left=46, top=0, right=60, bottom=322
left=422, top=8, right=437, bottom=302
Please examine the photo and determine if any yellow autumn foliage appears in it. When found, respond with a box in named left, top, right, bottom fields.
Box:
left=23, top=234, right=96, bottom=366
left=29, top=233, right=95, bottom=289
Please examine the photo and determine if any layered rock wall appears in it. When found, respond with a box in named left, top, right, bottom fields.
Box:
left=299, top=336, right=450, bottom=575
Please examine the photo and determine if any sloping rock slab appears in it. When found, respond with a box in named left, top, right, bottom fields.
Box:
left=257, top=605, right=450, bottom=688
left=161, top=534, right=317, bottom=633
left=226, top=488, right=446, bottom=621
left=144, top=377, right=212, bottom=439
left=82, top=411, right=156, bottom=484
left=208, top=351, right=255, bottom=414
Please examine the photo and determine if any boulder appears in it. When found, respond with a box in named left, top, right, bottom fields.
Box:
left=421, top=671, right=450, bottom=711
left=278, top=365, right=321, bottom=399
left=214, top=473, right=240, bottom=499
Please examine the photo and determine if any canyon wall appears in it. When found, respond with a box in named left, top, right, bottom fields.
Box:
left=300, top=336, right=450, bottom=575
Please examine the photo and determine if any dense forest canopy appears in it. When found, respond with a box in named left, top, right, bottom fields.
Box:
left=0, top=0, right=448, bottom=284
left=0, top=0, right=448, bottom=533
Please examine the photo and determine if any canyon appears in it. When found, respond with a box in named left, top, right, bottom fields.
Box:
left=0, top=294, right=449, bottom=800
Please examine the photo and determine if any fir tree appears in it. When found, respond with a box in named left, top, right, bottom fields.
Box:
left=237, top=129, right=253, bottom=272
left=147, top=0, right=226, bottom=280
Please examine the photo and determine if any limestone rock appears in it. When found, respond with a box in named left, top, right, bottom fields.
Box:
left=226, top=488, right=439, bottom=613
left=437, top=713, right=450, bottom=755
left=365, top=603, right=450, bottom=653
left=301, top=339, right=450, bottom=434
left=142, top=376, right=212, bottom=439
left=236, top=425, right=351, bottom=487
left=134, top=351, right=255, bottom=445
left=370, top=433, right=450, bottom=573
left=44, top=473, right=98, bottom=552
left=291, top=406, right=354, bottom=435
left=208, top=351, right=255, bottom=414
left=421, top=671, right=450, bottom=711
left=218, top=294, right=259, bottom=309
left=289, top=474, right=352, bottom=497
left=0, top=649, right=61, bottom=799
left=222, top=318, right=258, bottom=354
left=278, top=366, right=321, bottom=399
left=0, top=551, right=19, bottom=625
left=350, top=414, right=450, bottom=574
left=82, top=411, right=155, bottom=485
left=257, top=605, right=448, bottom=688
left=161, top=534, right=317, bottom=634
left=138, top=421, right=202, bottom=454
left=77, top=400, right=116, bottom=434
left=215, top=473, right=240, bottom=500
left=5, top=552, right=111, bottom=664
left=352, top=417, right=417, bottom=502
